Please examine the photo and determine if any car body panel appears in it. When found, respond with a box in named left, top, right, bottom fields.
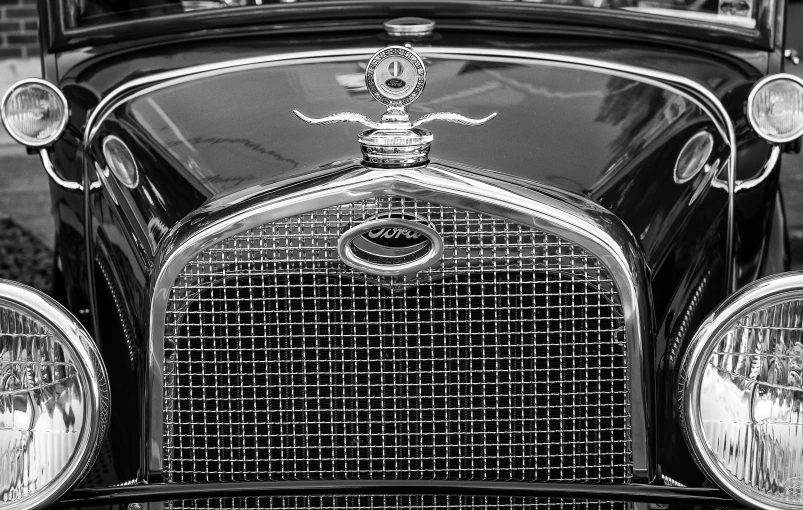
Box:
left=5, top=4, right=789, bottom=506
left=72, top=42, right=741, bottom=488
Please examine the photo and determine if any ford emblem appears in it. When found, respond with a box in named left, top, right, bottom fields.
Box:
left=338, top=213, right=443, bottom=276
left=384, top=78, right=406, bottom=89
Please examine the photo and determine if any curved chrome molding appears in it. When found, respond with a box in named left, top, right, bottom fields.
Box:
left=0, top=279, right=110, bottom=510
left=746, top=73, right=803, bottom=144
left=146, top=162, right=654, bottom=481
left=84, top=46, right=737, bottom=290
left=40, top=149, right=84, bottom=191
left=292, top=110, right=379, bottom=129
left=412, top=112, right=498, bottom=128
left=678, top=271, right=803, bottom=510
left=1, top=78, right=69, bottom=148
left=711, top=145, right=780, bottom=193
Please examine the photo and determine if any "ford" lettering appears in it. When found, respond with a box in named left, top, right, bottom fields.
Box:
left=367, top=227, right=422, bottom=241
left=384, top=78, right=406, bottom=89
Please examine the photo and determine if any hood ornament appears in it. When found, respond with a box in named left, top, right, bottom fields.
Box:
left=293, top=45, right=497, bottom=168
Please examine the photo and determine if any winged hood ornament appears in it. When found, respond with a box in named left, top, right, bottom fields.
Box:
left=293, top=45, right=497, bottom=168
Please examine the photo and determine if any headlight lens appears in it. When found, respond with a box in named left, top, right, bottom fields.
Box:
left=747, top=74, right=803, bottom=144
left=0, top=280, right=108, bottom=510
left=680, top=273, right=803, bottom=510
left=1, top=79, right=68, bottom=148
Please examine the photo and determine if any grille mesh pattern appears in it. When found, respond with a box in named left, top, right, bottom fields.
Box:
left=163, top=196, right=631, bottom=484
left=169, top=496, right=627, bottom=510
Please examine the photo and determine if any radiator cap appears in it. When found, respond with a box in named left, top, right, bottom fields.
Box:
left=292, top=45, right=497, bottom=168
left=383, top=17, right=435, bottom=38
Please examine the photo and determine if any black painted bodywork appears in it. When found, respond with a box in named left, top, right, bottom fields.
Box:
left=34, top=1, right=791, bottom=506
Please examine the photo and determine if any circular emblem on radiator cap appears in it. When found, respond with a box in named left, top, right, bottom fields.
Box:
left=338, top=213, right=443, bottom=276
left=365, top=46, right=426, bottom=106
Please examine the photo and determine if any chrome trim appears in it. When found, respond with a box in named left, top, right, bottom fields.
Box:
left=337, top=217, right=444, bottom=276
left=711, top=145, right=781, bottom=193
left=746, top=73, right=803, bottom=144
left=412, top=112, right=498, bottom=127
left=147, top=162, right=653, bottom=481
left=688, top=158, right=724, bottom=206
left=292, top=110, right=380, bottom=129
left=1, top=78, right=69, bottom=148
left=113, top=479, right=140, bottom=487
left=83, top=46, right=737, bottom=290
left=39, top=148, right=85, bottom=191
left=735, top=145, right=781, bottom=192
left=0, top=279, right=110, bottom=510
left=661, top=475, right=686, bottom=488
left=678, top=271, right=803, bottom=510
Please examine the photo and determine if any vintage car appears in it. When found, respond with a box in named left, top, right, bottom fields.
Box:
left=1, top=0, right=803, bottom=509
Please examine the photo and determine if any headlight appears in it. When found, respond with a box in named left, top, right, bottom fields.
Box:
left=680, top=272, right=803, bottom=510
left=1, top=78, right=69, bottom=148
left=0, top=280, right=109, bottom=510
left=747, top=74, right=803, bottom=144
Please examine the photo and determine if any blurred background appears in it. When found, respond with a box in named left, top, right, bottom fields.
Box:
left=0, top=3, right=801, bottom=296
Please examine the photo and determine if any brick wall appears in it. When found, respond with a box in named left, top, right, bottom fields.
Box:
left=0, top=0, right=38, bottom=59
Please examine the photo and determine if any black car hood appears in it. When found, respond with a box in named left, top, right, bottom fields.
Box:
left=97, top=52, right=725, bottom=267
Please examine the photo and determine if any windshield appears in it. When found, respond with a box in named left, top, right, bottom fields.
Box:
left=63, top=0, right=758, bottom=29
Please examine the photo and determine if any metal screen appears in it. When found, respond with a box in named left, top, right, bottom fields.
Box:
left=168, top=496, right=628, bottom=510
left=163, top=196, right=632, bottom=485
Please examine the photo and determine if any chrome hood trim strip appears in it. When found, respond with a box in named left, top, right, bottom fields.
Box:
left=146, top=162, right=654, bottom=482
left=84, top=46, right=737, bottom=291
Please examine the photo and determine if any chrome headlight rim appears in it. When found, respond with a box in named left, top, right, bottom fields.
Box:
left=746, top=73, right=803, bottom=145
left=0, top=78, right=69, bottom=148
left=679, top=272, right=803, bottom=510
left=0, top=279, right=109, bottom=510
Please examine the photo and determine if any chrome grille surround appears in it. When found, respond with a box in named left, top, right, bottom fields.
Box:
left=147, top=164, right=653, bottom=481
left=163, top=196, right=630, bottom=483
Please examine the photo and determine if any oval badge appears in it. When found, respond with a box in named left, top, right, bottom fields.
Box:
left=385, top=78, right=406, bottom=89
left=338, top=215, right=443, bottom=276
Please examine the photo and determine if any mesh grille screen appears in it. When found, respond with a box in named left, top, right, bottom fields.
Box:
left=163, top=196, right=632, bottom=484
left=168, top=496, right=628, bottom=510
